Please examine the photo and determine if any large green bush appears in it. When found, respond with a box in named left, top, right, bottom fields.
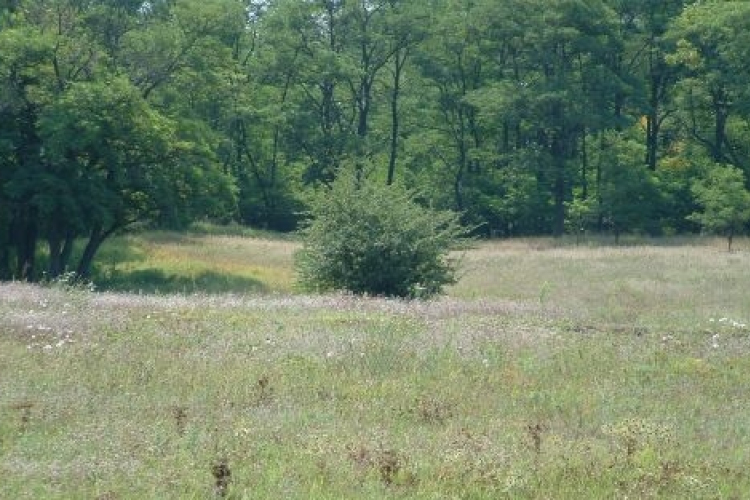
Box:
left=295, top=173, right=465, bottom=298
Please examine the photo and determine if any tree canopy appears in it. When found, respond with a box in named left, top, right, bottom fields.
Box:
left=2, top=0, right=750, bottom=280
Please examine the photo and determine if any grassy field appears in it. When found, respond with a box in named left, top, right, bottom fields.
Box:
left=91, top=231, right=297, bottom=294
left=2, top=233, right=750, bottom=498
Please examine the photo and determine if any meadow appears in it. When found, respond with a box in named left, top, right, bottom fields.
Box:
left=2, top=232, right=750, bottom=499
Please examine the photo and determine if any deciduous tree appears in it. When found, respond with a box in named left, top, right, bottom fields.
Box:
left=688, top=163, right=750, bottom=251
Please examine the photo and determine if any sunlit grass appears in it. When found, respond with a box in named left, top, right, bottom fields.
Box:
left=3, top=233, right=750, bottom=498
left=93, top=232, right=296, bottom=294
left=451, top=236, right=750, bottom=330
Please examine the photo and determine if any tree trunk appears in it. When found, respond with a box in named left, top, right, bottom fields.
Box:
left=60, top=232, right=75, bottom=272
left=356, top=78, right=372, bottom=139
left=387, top=49, right=406, bottom=186
left=46, top=229, right=74, bottom=279
left=549, top=95, right=568, bottom=238
left=581, top=128, right=588, bottom=199
left=454, top=114, right=467, bottom=212
left=0, top=241, right=10, bottom=280
left=645, top=60, right=664, bottom=171
left=712, top=90, right=728, bottom=163
left=550, top=125, right=567, bottom=238
left=728, top=228, right=734, bottom=252
left=552, top=151, right=566, bottom=238
left=47, top=234, right=63, bottom=278
left=596, top=133, right=605, bottom=232
left=0, top=205, right=10, bottom=280
left=645, top=113, right=659, bottom=171
left=14, top=209, right=38, bottom=281
left=76, top=225, right=107, bottom=279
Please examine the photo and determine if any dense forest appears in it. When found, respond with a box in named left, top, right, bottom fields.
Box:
left=2, top=0, right=750, bottom=280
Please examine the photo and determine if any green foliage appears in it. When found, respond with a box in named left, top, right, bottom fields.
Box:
left=666, top=1, right=750, bottom=165
left=5, top=0, right=750, bottom=281
left=565, top=193, right=596, bottom=241
left=688, top=164, right=750, bottom=250
left=596, top=132, right=663, bottom=240
left=0, top=2, right=238, bottom=279
left=296, top=171, right=465, bottom=298
left=37, top=76, right=233, bottom=275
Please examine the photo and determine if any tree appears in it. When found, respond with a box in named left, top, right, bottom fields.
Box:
left=296, top=168, right=465, bottom=298
left=411, top=0, right=626, bottom=236
left=519, top=0, right=625, bottom=236
left=39, top=76, right=234, bottom=277
left=596, top=131, right=662, bottom=242
left=410, top=0, right=493, bottom=214
left=606, top=0, right=686, bottom=170
left=5, top=0, right=750, bottom=281
left=667, top=1, right=750, bottom=168
left=382, top=0, right=426, bottom=185
left=0, top=0, right=237, bottom=280
left=688, top=164, right=750, bottom=251
left=0, top=21, right=62, bottom=279
left=217, top=1, right=307, bottom=231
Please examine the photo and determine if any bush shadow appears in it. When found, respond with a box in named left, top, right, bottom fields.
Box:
left=95, top=268, right=269, bottom=294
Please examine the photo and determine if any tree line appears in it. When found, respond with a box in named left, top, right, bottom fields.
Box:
left=2, top=0, right=750, bottom=281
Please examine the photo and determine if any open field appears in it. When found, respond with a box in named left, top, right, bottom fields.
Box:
left=3, top=234, right=750, bottom=498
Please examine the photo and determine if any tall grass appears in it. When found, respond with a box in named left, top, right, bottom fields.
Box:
left=451, top=237, right=750, bottom=330
left=2, top=234, right=750, bottom=498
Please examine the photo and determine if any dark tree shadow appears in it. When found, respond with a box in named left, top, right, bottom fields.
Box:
left=88, top=233, right=271, bottom=294
left=95, top=268, right=269, bottom=294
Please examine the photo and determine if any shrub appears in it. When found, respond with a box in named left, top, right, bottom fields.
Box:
left=295, top=172, right=465, bottom=298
